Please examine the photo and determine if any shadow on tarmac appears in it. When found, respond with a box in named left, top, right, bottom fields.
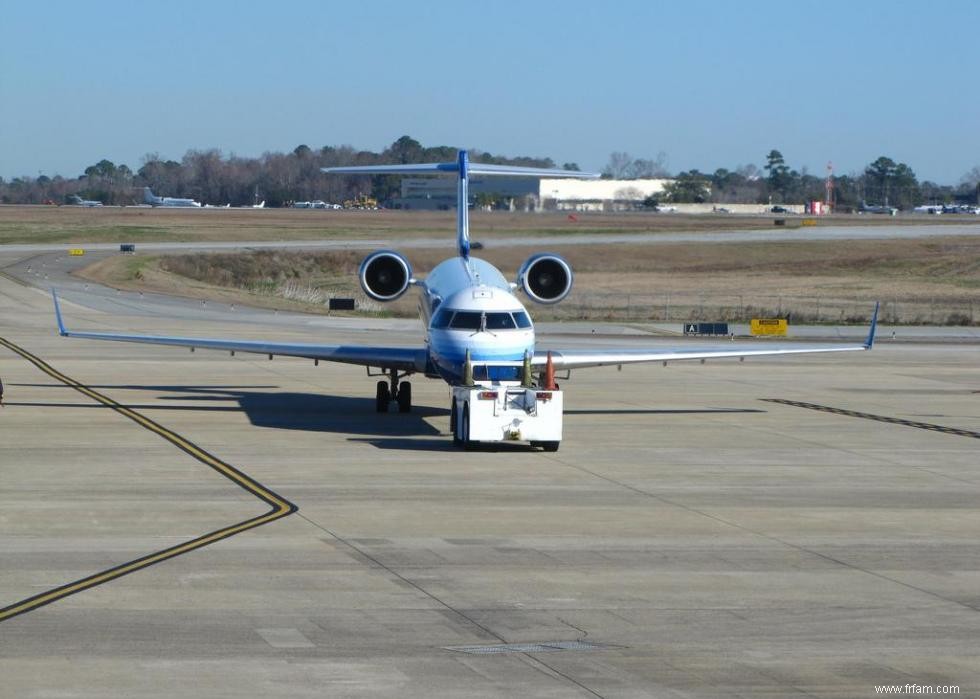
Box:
left=9, top=384, right=767, bottom=449
left=9, top=383, right=444, bottom=437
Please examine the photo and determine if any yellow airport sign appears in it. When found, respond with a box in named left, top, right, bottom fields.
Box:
left=68, top=248, right=85, bottom=256
left=801, top=218, right=817, bottom=226
left=751, top=318, right=788, bottom=336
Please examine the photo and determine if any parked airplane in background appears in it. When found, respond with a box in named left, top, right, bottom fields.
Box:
left=142, top=187, right=202, bottom=208
left=913, top=204, right=943, bottom=214
left=68, top=195, right=103, bottom=207
left=859, top=201, right=898, bottom=215
left=53, top=150, right=877, bottom=449
left=293, top=200, right=340, bottom=209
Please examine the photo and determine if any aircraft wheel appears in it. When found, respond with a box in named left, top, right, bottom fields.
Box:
left=375, top=380, right=390, bottom=413
left=397, top=382, right=412, bottom=413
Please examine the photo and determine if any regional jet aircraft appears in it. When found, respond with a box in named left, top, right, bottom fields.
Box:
left=141, top=187, right=202, bottom=208
left=53, top=150, right=877, bottom=442
left=68, top=195, right=103, bottom=207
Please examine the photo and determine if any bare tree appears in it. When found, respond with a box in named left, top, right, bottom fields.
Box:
left=602, top=152, right=633, bottom=178
left=960, top=166, right=980, bottom=188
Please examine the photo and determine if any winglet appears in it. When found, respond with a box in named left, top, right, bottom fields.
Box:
left=52, top=290, right=68, bottom=336
left=864, top=301, right=880, bottom=350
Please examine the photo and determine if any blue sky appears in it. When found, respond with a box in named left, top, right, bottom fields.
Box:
left=2, top=0, right=978, bottom=183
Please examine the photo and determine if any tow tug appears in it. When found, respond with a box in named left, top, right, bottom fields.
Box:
left=450, top=351, right=563, bottom=451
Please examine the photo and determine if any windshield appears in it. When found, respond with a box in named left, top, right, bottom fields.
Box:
left=485, top=312, right=516, bottom=330
left=439, top=310, right=526, bottom=331
left=431, top=308, right=453, bottom=329
left=473, top=365, right=522, bottom=381
left=449, top=311, right=482, bottom=330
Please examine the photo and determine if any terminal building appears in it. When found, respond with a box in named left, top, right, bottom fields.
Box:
left=390, top=176, right=670, bottom=212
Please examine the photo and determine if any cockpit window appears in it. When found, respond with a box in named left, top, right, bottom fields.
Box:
left=449, top=311, right=482, bottom=330
left=485, top=312, right=516, bottom=330
left=431, top=308, right=453, bottom=329
left=438, top=310, right=528, bottom=331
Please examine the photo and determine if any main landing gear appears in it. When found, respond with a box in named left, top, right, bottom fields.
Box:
left=376, top=368, right=412, bottom=413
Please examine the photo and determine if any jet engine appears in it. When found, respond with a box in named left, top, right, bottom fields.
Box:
left=517, top=253, right=573, bottom=304
left=359, top=250, right=413, bottom=301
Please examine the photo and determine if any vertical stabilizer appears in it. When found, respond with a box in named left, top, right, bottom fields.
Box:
left=456, top=150, right=470, bottom=259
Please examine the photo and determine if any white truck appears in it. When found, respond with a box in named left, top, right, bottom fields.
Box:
left=450, top=382, right=563, bottom=451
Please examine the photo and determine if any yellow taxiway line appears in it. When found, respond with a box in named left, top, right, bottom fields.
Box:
left=0, top=336, right=297, bottom=623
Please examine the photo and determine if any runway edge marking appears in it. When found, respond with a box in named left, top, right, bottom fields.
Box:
left=0, top=336, right=298, bottom=623
left=762, top=398, right=980, bottom=440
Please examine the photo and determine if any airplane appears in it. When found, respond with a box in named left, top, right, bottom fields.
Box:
left=52, top=150, right=877, bottom=448
left=293, top=200, right=340, bottom=209
left=68, top=194, right=103, bottom=207
left=141, top=187, right=202, bottom=208
left=859, top=201, right=897, bottom=216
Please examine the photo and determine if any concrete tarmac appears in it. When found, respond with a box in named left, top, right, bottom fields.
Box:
left=1, top=275, right=979, bottom=697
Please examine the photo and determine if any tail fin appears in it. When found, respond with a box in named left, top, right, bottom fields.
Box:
left=456, top=150, right=470, bottom=258
left=323, top=153, right=597, bottom=259
left=142, top=187, right=156, bottom=205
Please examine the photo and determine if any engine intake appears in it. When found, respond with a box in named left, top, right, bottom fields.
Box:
left=517, top=253, right=573, bottom=304
left=359, top=250, right=413, bottom=301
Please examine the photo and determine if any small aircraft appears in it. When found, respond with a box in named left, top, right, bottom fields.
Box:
left=859, top=201, right=897, bottom=216
left=142, top=187, right=202, bottom=208
left=53, top=150, right=877, bottom=448
left=68, top=195, right=103, bottom=207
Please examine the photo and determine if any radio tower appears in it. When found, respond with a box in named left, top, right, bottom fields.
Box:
left=825, top=161, right=834, bottom=211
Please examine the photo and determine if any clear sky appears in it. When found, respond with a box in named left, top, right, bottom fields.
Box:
left=2, top=0, right=978, bottom=183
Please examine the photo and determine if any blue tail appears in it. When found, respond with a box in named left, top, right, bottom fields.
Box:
left=456, top=150, right=470, bottom=259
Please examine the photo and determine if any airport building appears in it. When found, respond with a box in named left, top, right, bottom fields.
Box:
left=391, top=176, right=670, bottom=212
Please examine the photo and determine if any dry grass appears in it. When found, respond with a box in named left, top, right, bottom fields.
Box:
left=1, top=204, right=973, bottom=245
left=78, top=237, right=980, bottom=325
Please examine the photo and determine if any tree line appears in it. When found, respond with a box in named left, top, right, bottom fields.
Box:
left=0, top=136, right=557, bottom=207
left=610, top=150, right=980, bottom=210
left=2, top=136, right=978, bottom=210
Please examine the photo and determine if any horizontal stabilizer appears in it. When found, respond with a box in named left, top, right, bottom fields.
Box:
left=323, top=162, right=599, bottom=179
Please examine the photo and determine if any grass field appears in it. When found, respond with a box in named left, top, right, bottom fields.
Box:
left=0, top=204, right=972, bottom=245
left=3, top=205, right=976, bottom=325
left=78, top=236, right=980, bottom=326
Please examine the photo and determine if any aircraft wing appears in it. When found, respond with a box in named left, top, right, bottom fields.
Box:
left=52, top=292, right=426, bottom=372
left=533, top=304, right=878, bottom=370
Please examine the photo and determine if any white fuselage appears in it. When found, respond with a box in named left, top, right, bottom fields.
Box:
left=155, top=198, right=202, bottom=208
left=419, top=256, right=534, bottom=384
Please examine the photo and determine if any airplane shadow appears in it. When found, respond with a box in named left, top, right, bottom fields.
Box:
left=8, top=384, right=765, bottom=450
left=8, top=384, right=445, bottom=438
